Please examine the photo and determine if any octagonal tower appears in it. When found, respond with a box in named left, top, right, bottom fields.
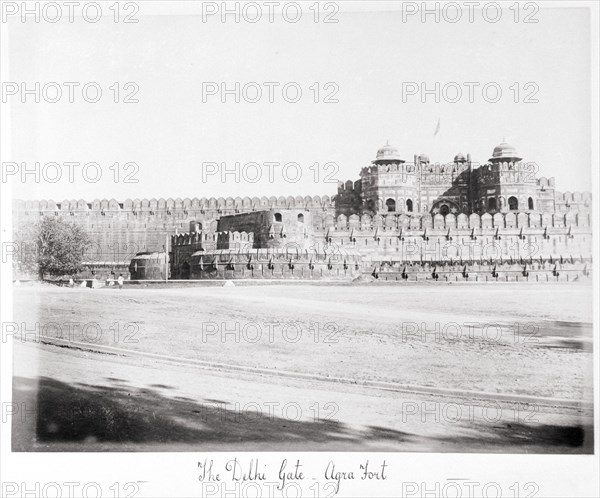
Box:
left=475, top=142, right=538, bottom=213
left=360, top=141, right=418, bottom=214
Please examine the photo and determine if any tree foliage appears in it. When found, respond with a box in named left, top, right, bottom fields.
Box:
left=12, top=222, right=37, bottom=277
left=14, top=217, right=91, bottom=278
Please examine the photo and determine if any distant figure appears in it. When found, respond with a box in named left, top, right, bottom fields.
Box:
left=117, top=274, right=124, bottom=289
left=68, top=277, right=74, bottom=287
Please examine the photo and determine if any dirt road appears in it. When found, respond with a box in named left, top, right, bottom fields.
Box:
left=12, top=340, right=593, bottom=452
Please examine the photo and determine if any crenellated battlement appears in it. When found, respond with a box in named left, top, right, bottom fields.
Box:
left=361, top=163, right=417, bottom=176
left=311, top=211, right=591, bottom=231
left=13, top=194, right=336, bottom=214
left=554, top=191, right=592, bottom=203
left=337, top=179, right=362, bottom=193
left=537, top=176, right=557, bottom=188
left=475, top=161, right=538, bottom=185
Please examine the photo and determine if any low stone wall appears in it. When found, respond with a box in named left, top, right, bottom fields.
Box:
left=187, top=248, right=362, bottom=280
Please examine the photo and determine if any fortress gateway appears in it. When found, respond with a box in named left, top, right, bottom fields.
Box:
left=13, top=141, right=592, bottom=281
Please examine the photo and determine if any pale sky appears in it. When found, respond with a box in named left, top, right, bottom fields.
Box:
left=5, top=2, right=593, bottom=201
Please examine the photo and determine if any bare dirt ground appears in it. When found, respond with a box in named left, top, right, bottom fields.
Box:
left=11, top=282, right=594, bottom=452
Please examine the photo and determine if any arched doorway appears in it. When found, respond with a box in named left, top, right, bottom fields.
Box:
left=180, top=262, right=190, bottom=280
left=385, top=198, right=396, bottom=212
left=488, top=197, right=497, bottom=211
left=431, top=200, right=458, bottom=216
left=528, top=197, right=534, bottom=210
left=406, top=199, right=413, bottom=212
left=508, top=196, right=519, bottom=211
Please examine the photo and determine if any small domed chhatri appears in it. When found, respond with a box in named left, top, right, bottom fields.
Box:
left=489, top=142, right=522, bottom=162
left=418, top=153, right=430, bottom=164
left=454, top=153, right=467, bottom=163
left=373, top=141, right=405, bottom=163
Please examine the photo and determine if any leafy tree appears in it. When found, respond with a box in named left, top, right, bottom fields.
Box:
left=15, top=217, right=91, bottom=279
left=12, top=222, right=38, bottom=277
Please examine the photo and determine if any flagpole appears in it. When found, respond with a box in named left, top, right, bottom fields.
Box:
left=434, top=117, right=441, bottom=137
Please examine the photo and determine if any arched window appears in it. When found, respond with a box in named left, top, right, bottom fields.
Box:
left=528, top=197, right=534, bottom=210
left=508, top=196, right=518, bottom=211
left=406, top=199, right=413, bottom=212
left=385, top=198, right=396, bottom=212
left=488, top=197, right=497, bottom=211
left=274, top=212, right=282, bottom=222
left=297, top=213, right=304, bottom=223
left=440, top=204, right=450, bottom=216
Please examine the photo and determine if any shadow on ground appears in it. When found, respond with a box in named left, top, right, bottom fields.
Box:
left=11, top=376, right=593, bottom=453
